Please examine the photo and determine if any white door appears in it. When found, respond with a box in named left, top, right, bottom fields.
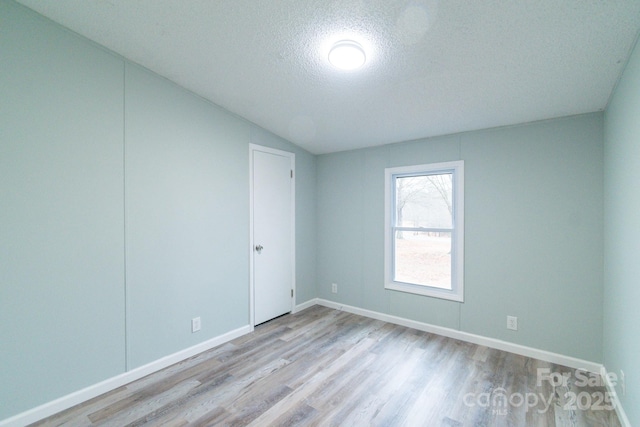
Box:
left=250, top=145, right=294, bottom=325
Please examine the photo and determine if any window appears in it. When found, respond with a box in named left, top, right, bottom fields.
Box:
left=384, top=161, right=464, bottom=301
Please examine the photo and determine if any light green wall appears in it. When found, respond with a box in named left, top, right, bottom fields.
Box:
left=0, top=1, right=126, bottom=417
left=317, top=113, right=604, bottom=362
left=124, top=64, right=317, bottom=368
left=0, top=0, right=316, bottom=420
left=124, top=63, right=251, bottom=368
left=604, top=34, right=640, bottom=425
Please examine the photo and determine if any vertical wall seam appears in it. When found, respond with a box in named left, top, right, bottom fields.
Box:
left=360, top=151, right=365, bottom=310
left=458, top=135, right=462, bottom=331
left=122, top=62, right=128, bottom=372
left=386, top=146, right=392, bottom=315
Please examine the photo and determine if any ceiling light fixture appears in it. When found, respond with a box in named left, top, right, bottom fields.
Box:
left=328, top=40, right=366, bottom=70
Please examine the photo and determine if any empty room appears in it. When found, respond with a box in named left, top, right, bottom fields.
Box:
left=1, top=1, right=640, bottom=426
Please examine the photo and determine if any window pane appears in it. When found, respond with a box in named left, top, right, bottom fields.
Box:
left=395, top=174, right=452, bottom=228
left=394, top=231, right=451, bottom=289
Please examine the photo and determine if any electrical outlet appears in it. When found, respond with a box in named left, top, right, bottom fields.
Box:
left=507, top=315, right=518, bottom=331
left=331, top=283, right=338, bottom=293
left=192, top=317, right=201, bottom=333
left=620, top=370, right=626, bottom=396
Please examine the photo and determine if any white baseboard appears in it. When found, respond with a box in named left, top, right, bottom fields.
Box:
left=315, top=298, right=603, bottom=374
left=318, top=296, right=629, bottom=423
left=293, top=298, right=319, bottom=313
left=601, top=366, right=631, bottom=427
left=4, top=300, right=622, bottom=426
left=0, top=325, right=251, bottom=427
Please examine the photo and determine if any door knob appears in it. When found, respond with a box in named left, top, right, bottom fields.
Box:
left=255, top=244, right=264, bottom=253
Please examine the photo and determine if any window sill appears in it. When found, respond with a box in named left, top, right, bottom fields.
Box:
left=385, top=281, right=464, bottom=302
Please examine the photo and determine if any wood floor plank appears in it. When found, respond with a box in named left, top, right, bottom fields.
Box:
left=30, top=386, right=129, bottom=427
left=246, top=336, right=380, bottom=426
left=91, top=379, right=201, bottom=426
left=29, top=306, right=620, bottom=427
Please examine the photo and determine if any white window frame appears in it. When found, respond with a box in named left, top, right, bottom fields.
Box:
left=384, top=161, right=464, bottom=302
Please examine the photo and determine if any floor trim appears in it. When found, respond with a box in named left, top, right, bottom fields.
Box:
left=601, top=366, right=630, bottom=427
left=311, top=298, right=603, bottom=374
left=300, top=298, right=631, bottom=422
left=313, top=298, right=635, bottom=420
left=4, top=300, right=625, bottom=426
left=293, top=298, right=317, bottom=313
left=0, top=325, right=251, bottom=427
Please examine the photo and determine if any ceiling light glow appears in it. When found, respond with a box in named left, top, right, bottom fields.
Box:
left=328, top=40, right=366, bottom=70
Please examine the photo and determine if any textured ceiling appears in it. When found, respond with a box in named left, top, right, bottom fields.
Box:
left=16, top=0, right=640, bottom=154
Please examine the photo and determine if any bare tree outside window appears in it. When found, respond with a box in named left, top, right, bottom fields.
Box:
left=394, top=173, right=453, bottom=289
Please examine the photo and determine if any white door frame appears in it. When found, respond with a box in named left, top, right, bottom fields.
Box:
left=249, top=143, right=295, bottom=329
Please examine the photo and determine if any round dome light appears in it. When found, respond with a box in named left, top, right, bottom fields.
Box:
left=328, top=40, right=366, bottom=70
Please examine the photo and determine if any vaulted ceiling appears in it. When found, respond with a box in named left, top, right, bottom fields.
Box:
left=17, top=0, right=640, bottom=154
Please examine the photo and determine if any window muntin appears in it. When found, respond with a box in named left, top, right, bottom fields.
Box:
left=385, top=161, right=464, bottom=302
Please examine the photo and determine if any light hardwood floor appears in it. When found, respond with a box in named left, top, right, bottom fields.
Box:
left=31, top=305, right=620, bottom=426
